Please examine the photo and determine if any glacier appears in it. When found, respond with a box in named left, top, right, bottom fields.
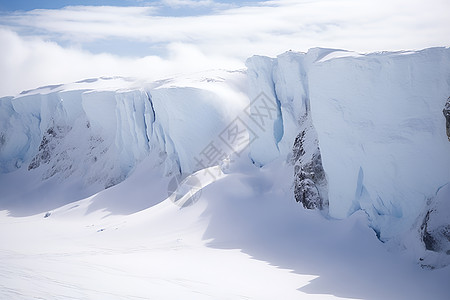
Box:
left=1, top=48, right=450, bottom=267
left=246, top=48, right=450, bottom=252
left=0, top=72, right=247, bottom=181
left=0, top=73, right=248, bottom=214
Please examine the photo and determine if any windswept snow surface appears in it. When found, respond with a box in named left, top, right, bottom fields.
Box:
left=1, top=156, right=449, bottom=299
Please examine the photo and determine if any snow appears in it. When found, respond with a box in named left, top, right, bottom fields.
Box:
left=245, top=55, right=282, bottom=166
left=308, top=47, right=450, bottom=241
left=0, top=70, right=247, bottom=196
left=246, top=47, right=450, bottom=243
left=1, top=47, right=450, bottom=298
left=1, top=156, right=449, bottom=299
left=150, top=86, right=233, bottom=174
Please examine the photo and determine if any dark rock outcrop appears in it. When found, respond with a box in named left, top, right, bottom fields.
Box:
left=419, top=184, right=450, bottom=269
left=292, top=118, right=328, bottom=210
left=28, top=126, right=64, bottom=170
left=444, top=97, right=450, bottom=141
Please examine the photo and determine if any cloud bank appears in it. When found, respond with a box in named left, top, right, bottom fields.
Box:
left=0, top=0, right=449, bottom=96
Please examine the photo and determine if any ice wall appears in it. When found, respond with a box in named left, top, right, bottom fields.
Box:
left=246, top=52, right=310, bottom=165
left=1, top=48, right=449, bottom=250
left=0, top=88, right=154, bottom=188
left=247, top=47, right=450, bottom=243
left=309, top=48, right=450, bottom=240
left=0, top=73, right=246, bottom=193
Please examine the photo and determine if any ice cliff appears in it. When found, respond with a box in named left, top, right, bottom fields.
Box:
left=1, top=48, right=449, bottom=267
left=0, top=73, right=247, bottom=191
left=246, top=47, right=450, bottom=267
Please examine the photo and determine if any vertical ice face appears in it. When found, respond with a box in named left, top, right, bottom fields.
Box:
left=149, top=87, right=234, bottom=175
left=245, top=55, right=281, bottom=166
left=247, top=47, right=450, bottom=253
left=0, top=71, right=247, bottom=193
left=0, top=88, right=156, bottom=188
left=247, top=51, right=328, bottom=210
left=0, top=96, right=34, bottom=172
left=0, top=90, right=87, bottom=173
left=246, top=52, right=313, bottom=166
left=308, top=48, right=450, bottom=241
left=272, top=52, right=311, bottom=155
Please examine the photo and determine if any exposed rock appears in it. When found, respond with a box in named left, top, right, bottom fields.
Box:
left=444, top=97, right=450, bottom=141
left=419, top=184, right=450, bottom=269
left=0, top=132, right=5, bottom=149
left=421, top=210, right=450, bottom=253
left=28, top=126, right=69, bottom=171
left=27, top=118, right=113, bottom=186
left=421, top=210, right=438, bottom=251
left=292, top=117, right=328, bottom=210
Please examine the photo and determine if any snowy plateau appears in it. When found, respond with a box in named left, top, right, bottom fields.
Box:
left=0, top=47, right=450, bottom=299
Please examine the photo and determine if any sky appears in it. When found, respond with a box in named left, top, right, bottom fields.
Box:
left=0, top=0, right=449, bottom=96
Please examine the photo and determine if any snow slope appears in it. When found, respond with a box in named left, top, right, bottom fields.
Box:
left=1, top=156, right=449, bottom=299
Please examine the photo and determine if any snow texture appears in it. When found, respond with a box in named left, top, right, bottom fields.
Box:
left=1, top=47, right=450, bottom=273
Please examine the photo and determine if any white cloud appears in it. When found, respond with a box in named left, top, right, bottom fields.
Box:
left=161, top=0, right=221, bottom=8
left=0, top=29, right=242, bottom=96
left=0, top=0, right=449, bottom=96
